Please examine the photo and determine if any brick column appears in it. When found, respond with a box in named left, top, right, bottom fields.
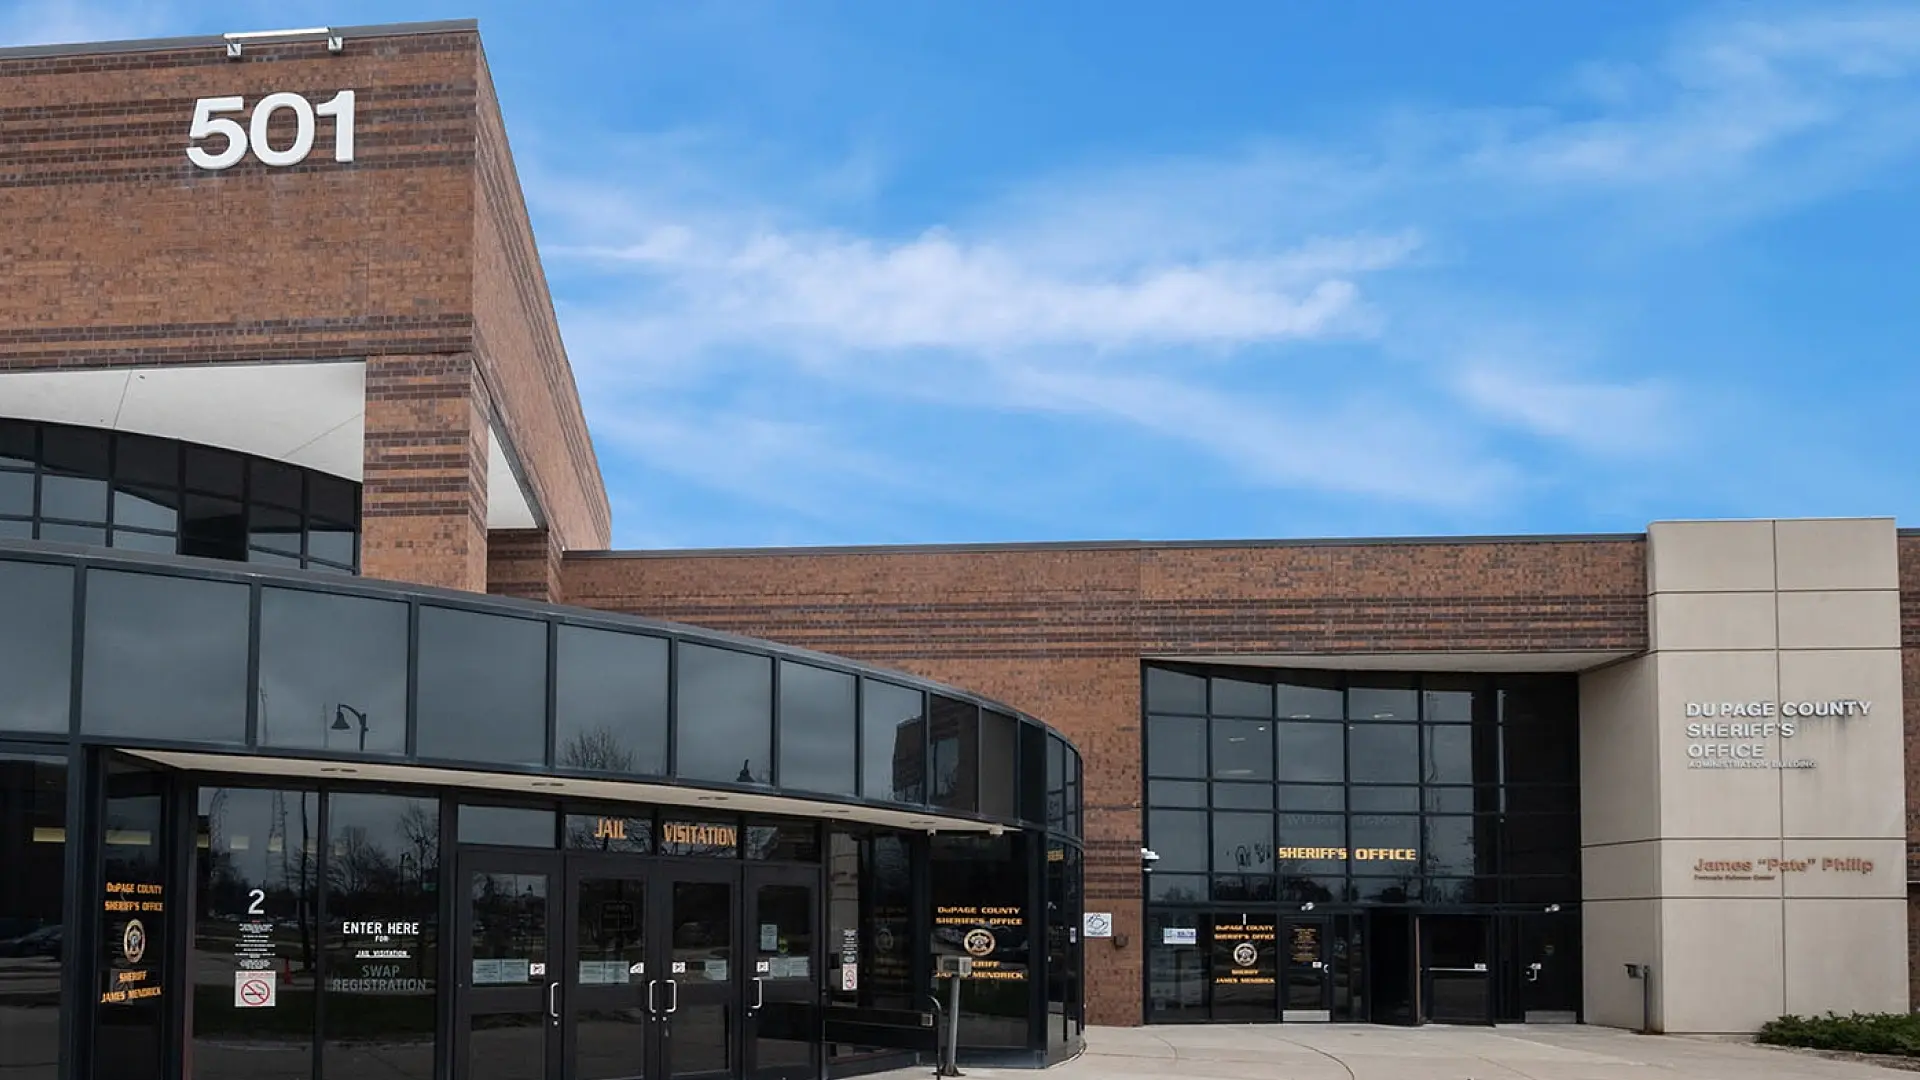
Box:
left=360, top=354, right=491, bottom=592
left=488, top=527, right=564, bottom=603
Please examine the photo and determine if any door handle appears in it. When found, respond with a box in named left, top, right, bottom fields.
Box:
left=750, top=976, right=764, bottom=1013
left=647, top=979, right=661, bottom=1018
left=665, top=979, right=679, bottom=1015
left=547, top=980, right=560, bottom=1021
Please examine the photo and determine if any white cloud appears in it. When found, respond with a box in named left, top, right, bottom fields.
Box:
left=532, top=3, right=1920, bottom=533
left=1454, top=365, right=1676, bottom=459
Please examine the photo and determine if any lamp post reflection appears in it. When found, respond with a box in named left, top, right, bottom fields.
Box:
left=332, top=704, right=369, bottom=752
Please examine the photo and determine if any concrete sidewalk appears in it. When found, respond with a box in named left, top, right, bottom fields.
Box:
left=877, top=1023, right=1910, bottom=1079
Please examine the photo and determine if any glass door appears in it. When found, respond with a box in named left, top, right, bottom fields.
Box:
left=656, top=863, right=739, bottom=1079
left=566, top=856, right=653, bottom=1080
left=1280, top=916, right=1331, bottom=1021
left=1420, top=914, right=1491, bottom=1024
left=457, top=849, right=562, bottom=1079
left=1207, top=914, right=1277, bottom=1022
left=744, top=865, right=820, bottom=1079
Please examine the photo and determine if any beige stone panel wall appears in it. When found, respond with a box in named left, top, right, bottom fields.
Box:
left=1778, top=648, right=1906, bottom=839
left=1777, top=590, right=1904, bottom=650
left=1582, top=841, right=1660, bottom=902
left=1783, top=898, right=1910, bottom=1016
left=1654, top=649, right=1784, bottom=838
left=1649, top=591, right=1778, bottom=652
left=1777, top=839, right=1906, bottom=899
left=1659, top=838, right=1785, bottom=899
left=1773, top=517, right=1900, bottom=591
left=1648, top=519, right=1775, bottom=594
left=1582, top=899, right=1662, bottom=1030
left=1580, top=657, right=1660, bottom=846
left=1659, top=899, right=1786, bottom=1033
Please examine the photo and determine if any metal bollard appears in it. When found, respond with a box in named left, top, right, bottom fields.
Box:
left=933, top=955, right=973, bottom=1076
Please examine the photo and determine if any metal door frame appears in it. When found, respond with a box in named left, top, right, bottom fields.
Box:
left=453, top=847, right=566, bottom=1079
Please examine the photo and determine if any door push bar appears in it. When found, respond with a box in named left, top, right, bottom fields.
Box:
left=644, top=979, right=681, bottom=1018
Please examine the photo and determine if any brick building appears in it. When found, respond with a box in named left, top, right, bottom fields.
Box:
left=0, top=17, right=1915, bottom=1080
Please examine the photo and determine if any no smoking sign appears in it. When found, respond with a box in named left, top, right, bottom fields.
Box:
left=235, top=971, right=277, bottom=1008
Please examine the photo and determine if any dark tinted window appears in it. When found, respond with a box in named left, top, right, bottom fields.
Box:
left=249, top=459, right=304, bottom=509
left=555, top=626, right=668, bottom=776
left=0, top=422, right=358, bottom=571
left=181, top=495, right=245, bottom=560
left=860, top=680, right=925, bottom=804
left=1018, top=722, right=1048, bottom=824
left=1213, top=811, right=1271, bottom=875
left=258, top=588, right=407, bottom=753
left=323, top=793, right=439, bottom=1080
left=1347, top=676, right=1417, bottom=721
left=979, top=710, right=1018, bottom=818
left=415, top=607, right=548, bottom=766
left=777, top=662, right=856, bottom=795
left=1274, top=673, right=1342, bottom=719
left=82, top=570, right=249, bottom=743
left=193, top=787, right=319, bottom=1080
left=114, top=434, right=178, bottom=486
left=1210, top=719, right=1272, bottom=781
left=1277, top=722, right=1343, bottom=782
left=112, top=486, right=179, bottom=532
left=928, top=695, right=978, bottom=813
left=185, top=446, right=243, bottom=497
left=1348, top=724, right=1417, bottom=783
left=1146, top=716, right=1205, bottom=778
left=1147, top=810, right=1206, bottom=873
left=1422, top=677, right=1480, bottom=723
left=94, top=788, right=165, bottom=1080
left=1210, top=675, right=1270, bottom=717
left=676, top=643, right=772, bottom=785
left=458, top=805, right=556, bottom=847
left=1149, top=780, right=1207, bottom=807
left=40, top=471, right=107, bottom=522
left=0, top=470, right=31, bottom=516
left=0, top=755, right=66, bottom=1080
left=1423, top=725, right=1475, bottom=785
left=0, top=561, right=73, bottom=733
left=745, top=822, right=820, bottom=861
left=929, top=834, right=1031, bottom=1046
left=1213, top=782, right=1272, bottom=809
left=1144, top=667, right=1206, bottom=714
left=249, top=503, right=303, bottom=555
left=0, top=420, right=33, bottom=469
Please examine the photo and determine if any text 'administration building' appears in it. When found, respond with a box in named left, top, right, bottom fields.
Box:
left=0, top=17, right=1915, bottom=1080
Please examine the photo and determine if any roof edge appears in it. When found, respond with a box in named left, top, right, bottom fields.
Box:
left=0, top=18, right=479, bottom=60
left=570, top=531, right=1651, bottom=559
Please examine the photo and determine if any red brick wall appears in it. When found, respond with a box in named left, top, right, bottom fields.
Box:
left=562, top=536, right=1651, bottom=1023
left=0, top=26, right=611, bottom=584
left=361, top=353, right=489, bottom=591
left=0, top=31, right=477, bottom=365
left=488, top=527, right=563, bottom=603
left=472, top=55, right=611, bottom=551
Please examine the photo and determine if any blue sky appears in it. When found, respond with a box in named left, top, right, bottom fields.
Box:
left=7, top=1, right=1919, bottom=548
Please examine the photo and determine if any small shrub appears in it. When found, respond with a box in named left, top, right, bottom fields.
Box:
left=1757, top=1013, right=1920, bottom=1057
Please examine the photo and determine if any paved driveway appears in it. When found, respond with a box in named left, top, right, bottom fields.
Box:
left=882, top=1024, right=1908, bottom=1079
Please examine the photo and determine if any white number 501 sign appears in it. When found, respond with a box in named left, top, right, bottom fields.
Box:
left=187, top=90, right=356, bottom=170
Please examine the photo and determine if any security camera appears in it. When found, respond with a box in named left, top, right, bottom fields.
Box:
left=1140, top=847, right=1160, bottom=869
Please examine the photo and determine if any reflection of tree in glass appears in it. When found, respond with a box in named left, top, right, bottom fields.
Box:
left=559, top=727, right=634, bottom=773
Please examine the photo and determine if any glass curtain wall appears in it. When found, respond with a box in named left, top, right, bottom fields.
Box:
left=0, top=753, right=67, bottom=1080
left=0, top=419, right=359, bottom=572
left=1142, top=663, right=1580, bottom=1022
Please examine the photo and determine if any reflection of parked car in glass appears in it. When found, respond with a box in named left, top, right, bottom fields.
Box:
left=0, top=925, right=62, bottom=959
